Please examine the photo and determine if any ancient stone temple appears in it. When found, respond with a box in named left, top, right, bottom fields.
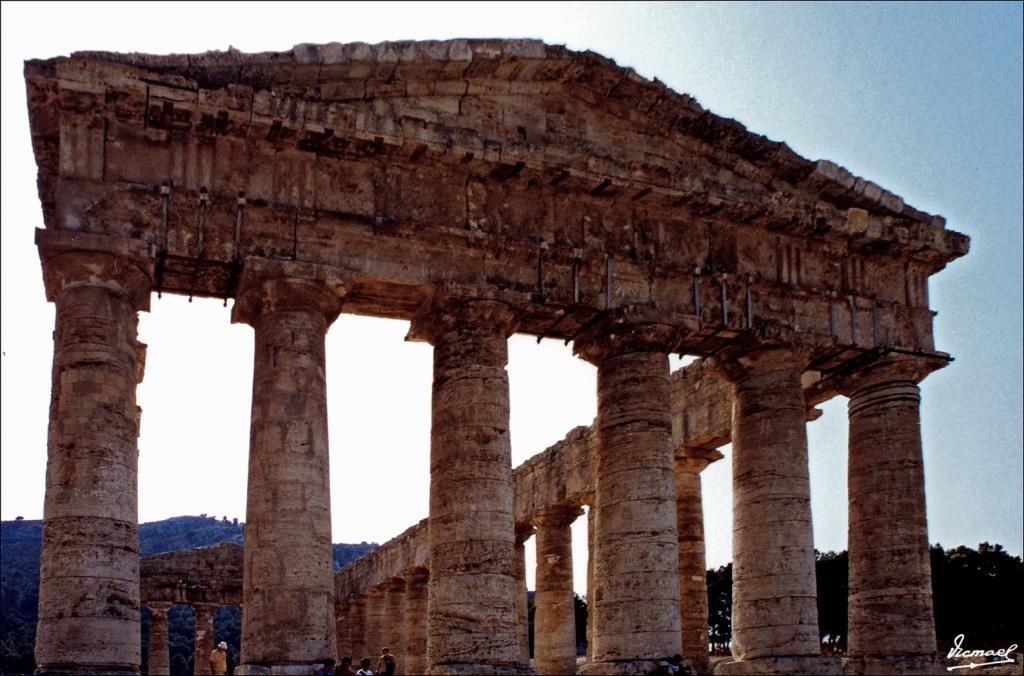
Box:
left=24, top=39, right=967, bottom=675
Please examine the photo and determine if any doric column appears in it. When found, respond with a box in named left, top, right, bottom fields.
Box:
left=407, top=295, right=531, bottom=675
left=404, top=569, right=430, bottom=676
left=35, top=242, right=152, bottom=675
left=573, top=313, right=685, bottom=674
left=531, top=507, right=582, bottom=676
left=233, top=263, right=345, bottom=673
left=193, top=603, right=216, bottom=676
left=147, top=602, right=173, bottom=676
left=839, top=355, right=943, bottom=674
left=384, top=579, right=407, bottom=673
left=365, top=589, right=387, bottom=665
left=585, top=502, right=595, bottom=664
left=350, top=594, right=369, bottom=665
left=709, top=341, right=838, bottom=675
left=514, top=525, right=534, bottom=665
left=675, top=447, right=723, bottom=675
left=336, top=596, right=353, bottom=663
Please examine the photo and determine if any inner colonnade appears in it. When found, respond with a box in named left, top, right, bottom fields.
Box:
left=25, top=39, right=966, bottom=675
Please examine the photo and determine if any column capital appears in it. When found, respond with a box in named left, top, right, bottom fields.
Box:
left=530, top=505, right=584, bottom=529
left=405, top=566, right=430, bottom=585
left=572, top=305, right=698, bottom=366
left=704, top=320, right=833, bottom=384
left=37, top=229, right=154, bottom=311
left=836, top=351, right=950, bottom=396
left=406, top=288, right=523, bottom=344
left=675, top=446, right=724, bottom=473
left=230, top=257, right=348, bottom=327
left=381, top=577, right=407, bottom=593
left=514, top=523, right=536, bottom=545
left=147, top=601, right=173, bottom=614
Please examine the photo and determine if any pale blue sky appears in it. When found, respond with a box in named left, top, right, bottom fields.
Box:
left=2, top=3, right=1021, bottom=588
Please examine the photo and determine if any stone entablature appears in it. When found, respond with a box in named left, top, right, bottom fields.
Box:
left=141, top=542, right=243, bottom=605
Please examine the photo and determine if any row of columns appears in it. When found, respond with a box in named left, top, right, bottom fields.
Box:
left=146, top=601, right=224, bottom=676
left=34, top=246, right=943, bottom=676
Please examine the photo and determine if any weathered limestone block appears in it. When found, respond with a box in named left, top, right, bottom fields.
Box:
left=675, top=447, right=723, bottom=675
left=532, top=507, right=582, bottom=676
left=35, top=248, right=151, bottom=675
left=574, top=313, right=684, bottom=675
left=515, top=526, right=534, bottom=665
left=709, top=344, right=838, bottom=675
left=384, top=579, right=407, bottom=673
left=194, top=602, right=216, bottom=675
left=147, top=602, right=172, bottom=676
left=234, top=266, right=344, bottom=673
left=839, top=356, right=942, bottom=674
left=408, top=296, right=531, bottom=675
left=404, top=569, right=430, bottom=676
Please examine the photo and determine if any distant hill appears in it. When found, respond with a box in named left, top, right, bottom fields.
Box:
left=0, top=516, right=377, bottom=674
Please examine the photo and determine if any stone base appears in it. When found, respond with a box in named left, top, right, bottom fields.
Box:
left=715, top=656, right=841, bottom=675
left=235, top=664, right=331, bottom=675
left=427, top=663, right=535, bottom=675
left=843, top=654, right=947, bottom=675
left=578, top=659, right=664, bottom=675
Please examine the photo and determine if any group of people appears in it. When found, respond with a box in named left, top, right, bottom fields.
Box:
left=650, top=653, right=693, bottom=675
left=313, top=647, right=397, bottom=676
left=207, top=643, right=397, bottom=676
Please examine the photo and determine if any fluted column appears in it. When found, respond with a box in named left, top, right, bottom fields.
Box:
left=336, top=596, right=353, bottom=663
left=233, top=266, right=345, bottom=673
left=193, top=603, right=216, bottom=676
left=366, top=589, right=387, bottom=665
left=147, top=602, right=172, bottom=676
left=404, top=569, right=430, bottom=675
left=585, top=502, right=595, bottom=664
left=350, top=594, right=369, bottom=665
left=839, top=356, right=942, bottom=674
left=532, top=507, right=582, bottom=676
left=35, top=245, right=152, bottom=675
left=710, top=343, right=838, bottom=675
left=384, top=579, right=408, bottom=673
left=574, top=315, right=684, bottom=674
left=675, top=448, right=723, bottom=675
left=408, top=295, right=531, bottom=675
left=515, top=526, right=534, bottom=665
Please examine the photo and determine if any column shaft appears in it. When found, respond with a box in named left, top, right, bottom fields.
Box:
left=350, top=595, right=369, bottom=665
left=36, top=276, right=146, bottom=674
left=723, top=350, right=825, bottom=668
left=422, top=301, right=526, bottom=674
left=586, top=506, right=595, bottom=664
left=847, top=379, right=935, bottom=658
left=147, top=603, right=172, bottom=676
left=366, top=591, right=386, bottom=664
left=240, top=306, right=337, bottom=667
left=675, top=463, right=712, bottom=674
left=404, top=572, right=430, bottom=676
left=515, top=533, right=531, bottom=664
left=337, top=597, right=353, bottom=663
left=194, top=604, right=216, bottom=676
left=586, top=351, right=682, bottom=671
left=385, top=581, right=407, bottom=673
left=532, top=510, right=579, bottom=676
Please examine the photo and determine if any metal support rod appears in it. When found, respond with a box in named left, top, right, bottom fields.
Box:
left=720, top=275, right=729, bottom=327
left=870, top=295, right=879, bottom=348
left=605, top=252, right=614, bottom=309
left=188, top=188, right=208, bottom=303
left=537, top=240, right=547, bottom=297
left=692, top=266, right=702, bottom=324
left=745, top=275, right=753, bottom=329
left=848, top=295, right=858, bottom=345
left=233, top=193, right=246, bottom=262
left=829, top=291, right=837, bottom=337
left=572, top=248, right=581, bottom=305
